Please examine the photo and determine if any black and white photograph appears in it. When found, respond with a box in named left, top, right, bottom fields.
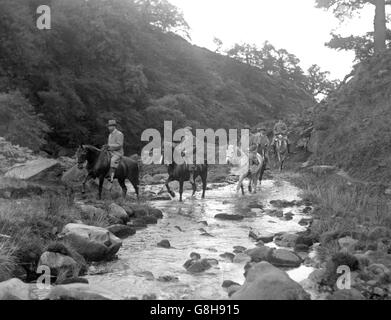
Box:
left=1, top=0, right=391, bottom=306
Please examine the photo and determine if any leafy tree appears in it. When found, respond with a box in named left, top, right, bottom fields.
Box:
left=213, top=37, right=223, bottom=53
left=316, top=0, right=391, bottom=54
left=134, top=0, right=190, bottom=38
left=0, top=91, right=50, bottom=151
left=306, top=64, right=340, bottom=98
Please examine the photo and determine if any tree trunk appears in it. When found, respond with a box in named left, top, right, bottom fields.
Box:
left=374, top=0, right=387, bottom=53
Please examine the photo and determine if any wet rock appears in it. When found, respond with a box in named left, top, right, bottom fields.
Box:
left=255, top=240, right=265, bottom=247
left=45, top=283, right=118, bottom=300
left=269, top=200, right=297, bottom=208
left=294, top=244, right=310, bottom=253
left=174, top=226, right=184, bottom=232
left=302, top=207, right=312, bottom=214
left=142, top=174, right=154, bottom=184
left=157, top=240, right=171, bottom=249
left=142, top=294, right=158, bottom=300
left=153, top=195, right=171, bottom=201
left=205, top=259, right=219, bottom=266
left=268, top=249, right=302, bottom=268
left=37, top=252, right=79, bottom=281
left=157, top=275, right=179, bottom=283
left=121, top=205, right=135, bottom=218
left=245, top=246, right=273, bottom=263
left=274, top=233, right=299, bottom=248
left=284, top=212, right=294, bottom=221
left=59, top=224, right=122, bottom=262
left=227, top=285, right=242, bottom=297
left=200, top=231, right=214, bottom=237
left=189, top=253, right=200, bottom=261
left=249, top=230, right=275, bottom=243
left=373, top=287, right=385, bottom=297
left=232, top=246, right=246, bottom=254
left=326, top=289, right=365, bottom=300
left=220, top=252, right=235, bottom=262
left=231, top=262, right=310, bottom=300
left=222, top=280, right=240, bottom=289
left=198, top=221, right=208, bottom=226
left=136, top=271, right=155, bottom=281
left=108, top=203, right=129, bottom=224
left=215, top=214, right=244, bottom=221
left=298, top=218, right=313, bottom=226
left=127, top=219, right=147, bottom=230
left=265, top=209, right=284, bottom=218
left=233, top=253, right=252, bottom=264
left=107, top=225, right=136, bottom=239
left=247, top=203, right=264, bottom=210
left=184, top=259, right=212, bottom=273
left=338, top=237, right=359, bottom=253
left=296, top=233, right=318, bottom=247
left=0, top=278, right=37, bottom=300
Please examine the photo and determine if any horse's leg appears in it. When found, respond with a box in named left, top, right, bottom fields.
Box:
left=201, top=171, right=207, bottom=199
left=118, top=179, right=127, bottom=199
left=82, top=173, right=93, bottom=195
left=98, top=175, right=105, bottom=200
left=191, top=176, right=197, bottom=197
left=179, top=179, right=184, bottom=202
left=165, top=177, right=175, bottom=198
left=236, top=174, right=246, bottom=194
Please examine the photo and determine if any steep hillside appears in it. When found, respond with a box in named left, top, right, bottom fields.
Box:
left=310, top=50, right=391, bottom=184
left=0, top=0, right=315, bottom=155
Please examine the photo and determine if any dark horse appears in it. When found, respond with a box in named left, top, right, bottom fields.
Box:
left=76, top=145, right=139, bottom=200
left=162, top=146, right=208, bottom=202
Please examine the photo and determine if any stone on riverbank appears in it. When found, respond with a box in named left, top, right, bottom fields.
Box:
left=59, top=224, right=122, bottom=262
left=107, top=225, right=136, bottom=239
left=245, top=246, right=273, bottom=263
left=108, top=203, right=129, bottom=224
left=157, top=240, right=171, bottom=249
left=215, top=214, right=244, bottom=221
left=37, top=252, right=79, bottom=281
left=249, top=230, right=275, bottom=243
left=184, top=259, right=212, bottom=273
left=326, top=289, right=365, bottom=300
left=0, top=278, right=37, bottom=300
left=231, top=262, right=310, bottom=300
left=268, top=249, right=302, bottom=268
left=45, top=283, right=118, bottom=300
left=274, top=233, right=299, bottom=248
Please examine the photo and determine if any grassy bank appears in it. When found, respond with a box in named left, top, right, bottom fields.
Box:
left=290, top=172, right=391, bottom=261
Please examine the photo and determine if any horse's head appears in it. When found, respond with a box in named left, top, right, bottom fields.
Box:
left=76, top=145, right=88, bottom=169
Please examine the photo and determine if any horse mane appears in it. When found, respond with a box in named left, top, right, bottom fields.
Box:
left=83, top=145, right=101, bottom=153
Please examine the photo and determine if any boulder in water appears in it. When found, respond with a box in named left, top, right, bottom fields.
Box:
left=107, top=225, right=136, bottom=239
left=184, top=259, right=212, bottom=273
left=231, top=262, right=310, bottom=300
left=215, top=214, right=244, bottom=221
left=59, top=224, right=122, bottom=262
left=249, top=230, right=275, bottom=243
left=157, top=240, right=171, bottom=249
left=245, top=246, right=273, bottom=263
left=268, top=249, right=302, bottom=268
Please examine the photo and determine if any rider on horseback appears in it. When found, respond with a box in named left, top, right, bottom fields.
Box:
left=271, top=120, right=290, bottom=154
left=105, top=120, right=124, bottom=183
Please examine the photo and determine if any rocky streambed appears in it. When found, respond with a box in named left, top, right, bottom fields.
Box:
left=83, top=178, right=318, bottom=300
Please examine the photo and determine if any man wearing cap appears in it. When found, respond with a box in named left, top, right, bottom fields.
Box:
left=106, top=120, right=124, bottom=183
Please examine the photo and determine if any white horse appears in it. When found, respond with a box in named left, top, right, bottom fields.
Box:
left=226, top=145, right=264, bottom=195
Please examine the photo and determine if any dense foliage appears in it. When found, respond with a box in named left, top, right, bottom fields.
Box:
left=0, top=0, right=318, bottom=155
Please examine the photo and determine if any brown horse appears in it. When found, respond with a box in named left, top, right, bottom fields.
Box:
left=161, top=145, right=208, bottom=202
left=76, top=145, right=139, bottom=200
